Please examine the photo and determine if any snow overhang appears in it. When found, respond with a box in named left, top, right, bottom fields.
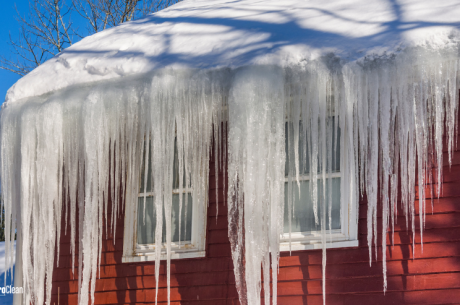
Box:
left=4, top=0, right=460, bottom=104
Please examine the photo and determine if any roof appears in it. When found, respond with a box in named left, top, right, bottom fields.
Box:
left=5, top=0, right=460, bottom=103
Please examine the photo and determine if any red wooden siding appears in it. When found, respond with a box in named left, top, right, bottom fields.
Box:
left=51, top=136, right=460, bottom=304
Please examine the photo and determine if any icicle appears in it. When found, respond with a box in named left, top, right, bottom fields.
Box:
left=0, top=70, right=227, bottom=305
left=228, top=66, right=285, bottom=305
left=1, top=45, right=459, bottom=305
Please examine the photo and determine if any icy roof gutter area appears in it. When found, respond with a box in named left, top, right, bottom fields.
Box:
left=5, top=0, right=460, bottom=103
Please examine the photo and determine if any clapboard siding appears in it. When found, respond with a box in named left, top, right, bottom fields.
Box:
left=51, top=136, right=460, bottom=305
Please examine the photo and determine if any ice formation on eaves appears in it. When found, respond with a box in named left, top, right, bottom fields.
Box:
left=1, top=45, right=460, bottom=305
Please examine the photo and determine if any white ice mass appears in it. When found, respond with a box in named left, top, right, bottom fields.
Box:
left=1, top=0, right=460, bottom=305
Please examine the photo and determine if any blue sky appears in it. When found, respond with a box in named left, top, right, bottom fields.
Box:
left=0, top=1, right=25, bottom=104
left=0, top=1, right=88, bottom=104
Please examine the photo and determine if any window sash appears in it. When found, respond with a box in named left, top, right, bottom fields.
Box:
left=136, top=192, right=193, bottom=246
left=283, top=118, right=347, bottom=247
left=283, top=175, right=342, bottom=235
left=134, top=137, right=200, bottom=253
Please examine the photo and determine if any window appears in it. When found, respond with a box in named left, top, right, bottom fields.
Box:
left=280, top=121, right=358, bottom=251
left=122, top=140, right=207, bottom=263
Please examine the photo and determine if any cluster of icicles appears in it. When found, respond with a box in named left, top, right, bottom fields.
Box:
left=1, top=46, right=459, bottom=305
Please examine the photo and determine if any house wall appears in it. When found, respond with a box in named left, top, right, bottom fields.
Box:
left=51, top=136, right=460, bottom=305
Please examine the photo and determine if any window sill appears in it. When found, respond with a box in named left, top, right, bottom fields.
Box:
left=280, top=239, right=358, bottom=252
left=122, top=249, right=206, bottom=263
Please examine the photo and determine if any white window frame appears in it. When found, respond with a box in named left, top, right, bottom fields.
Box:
left=280, top=128, right=358, bottom=252
left=122, top=152, right=207, bottom=263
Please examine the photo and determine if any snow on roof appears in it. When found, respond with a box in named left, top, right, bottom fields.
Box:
left=5, top=0, right=460, bottom=103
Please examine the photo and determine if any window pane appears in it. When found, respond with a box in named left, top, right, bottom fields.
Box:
left=137, top=193, right=193, bottom=244
left=140, top=139, right=187, bottom=193
left=283, top=178, right=341, bottom=233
